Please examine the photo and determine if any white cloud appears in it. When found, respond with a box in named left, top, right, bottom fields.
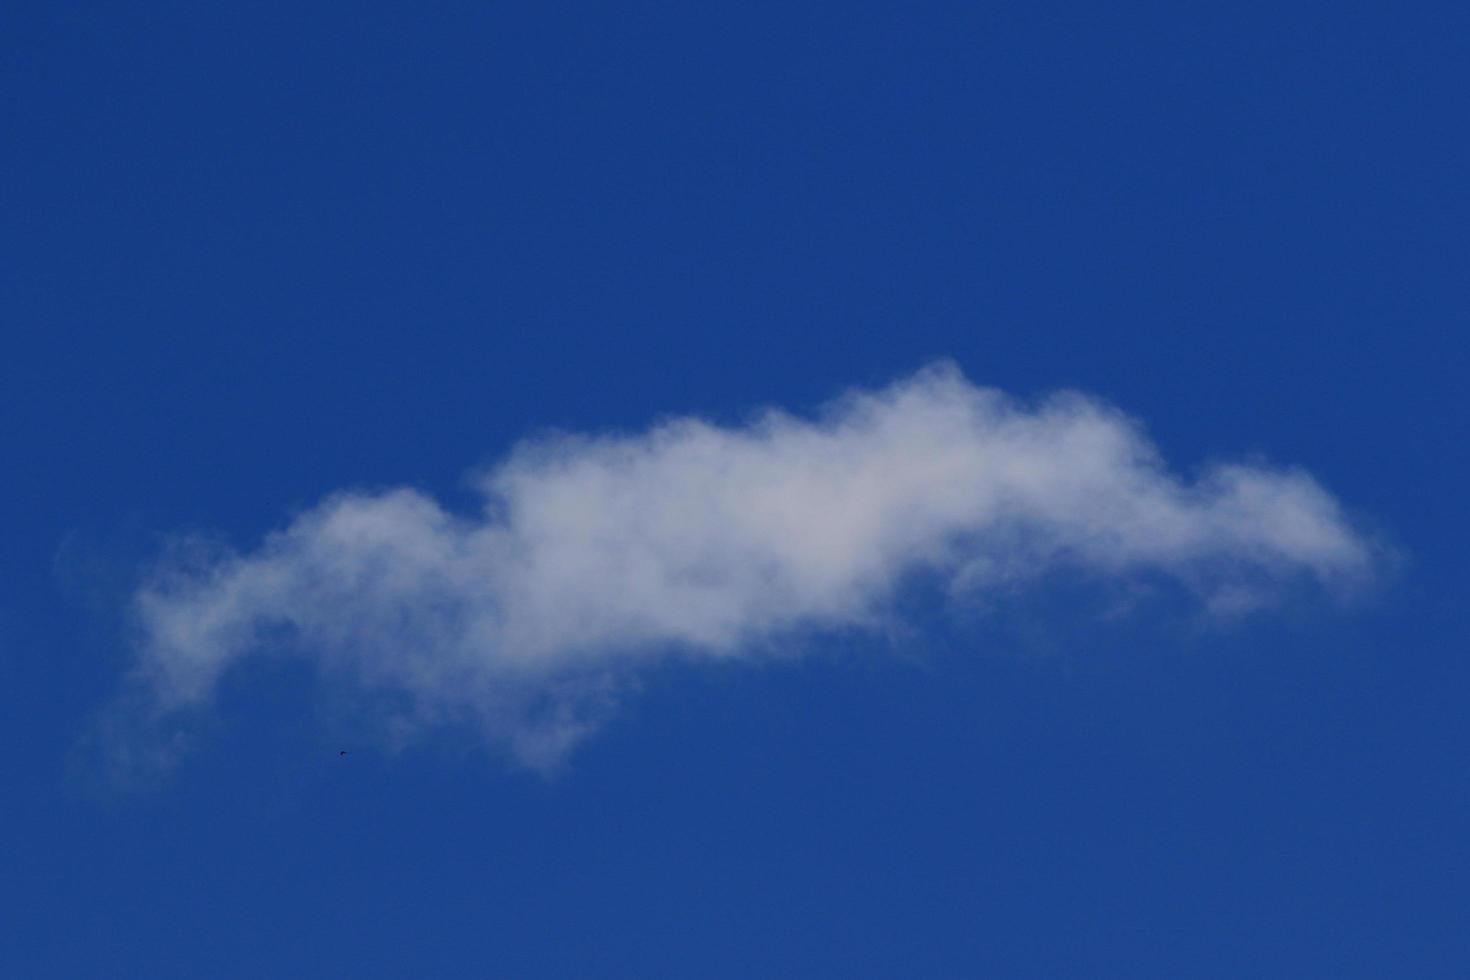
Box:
left=124, top=363, right=1376, bottom=768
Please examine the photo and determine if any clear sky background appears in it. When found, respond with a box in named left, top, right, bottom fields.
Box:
left=2, top=2, right=1466, bottom=977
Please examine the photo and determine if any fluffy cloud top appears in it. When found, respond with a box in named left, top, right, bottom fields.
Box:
left=129, top=363, right=1374, bottom=766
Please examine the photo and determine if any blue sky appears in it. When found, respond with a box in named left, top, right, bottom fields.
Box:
left=3, top=2, right=1467, bottom=976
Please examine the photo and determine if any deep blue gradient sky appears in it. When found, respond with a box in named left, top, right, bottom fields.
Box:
left=3, top=2, right=1467, bottom=976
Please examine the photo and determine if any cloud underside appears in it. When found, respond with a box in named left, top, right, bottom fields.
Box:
left=129, top=363, right=1374, bottom=767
